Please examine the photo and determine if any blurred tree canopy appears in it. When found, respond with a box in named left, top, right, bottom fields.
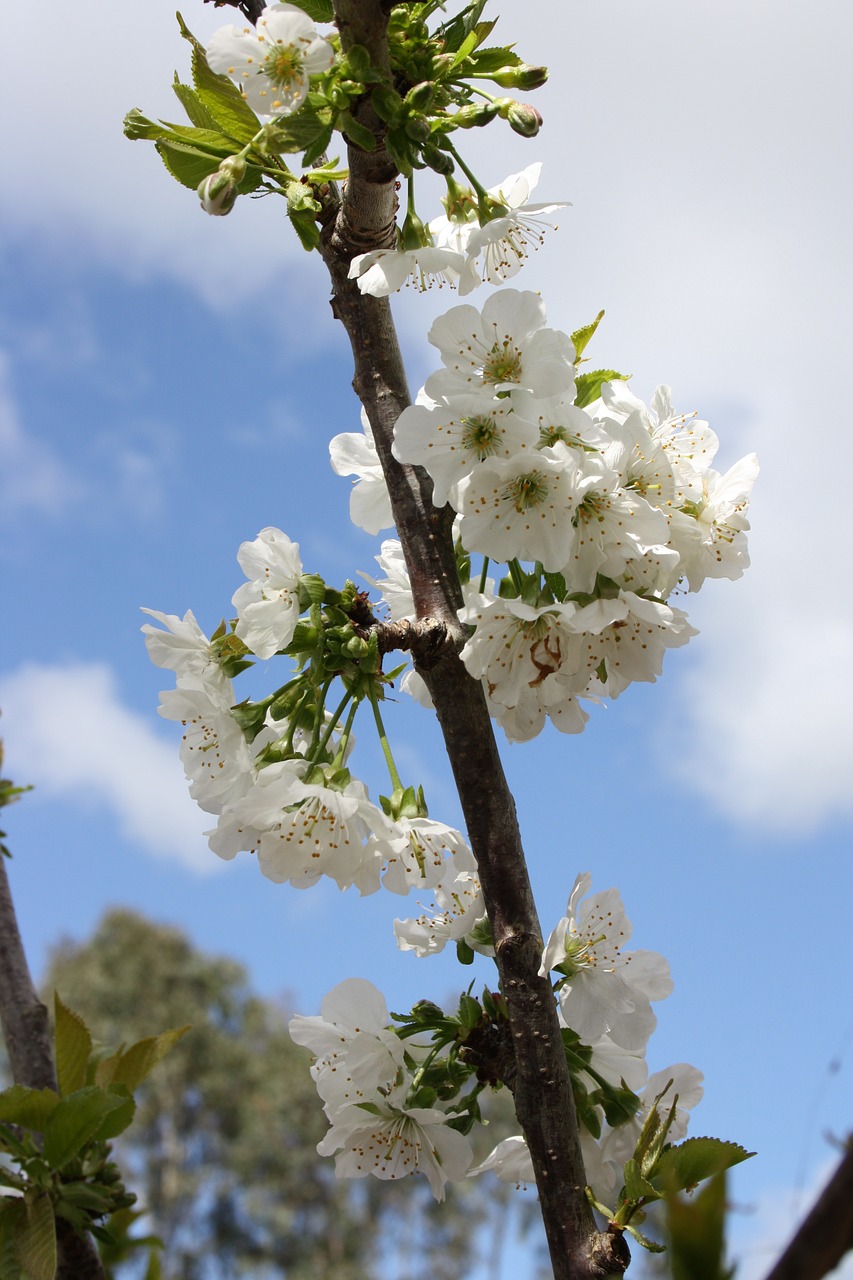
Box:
left=41, top=910, right=532, bottom=1279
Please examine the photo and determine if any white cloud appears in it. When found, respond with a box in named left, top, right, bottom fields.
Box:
left=0, top=662, right=220, bottom=874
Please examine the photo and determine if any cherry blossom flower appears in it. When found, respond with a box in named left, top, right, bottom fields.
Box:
left=141, top=608, right=230, bottom=693
left=289, top=979, right=406, bottom=1119
left=329, top=409, right=394, bottom=535
left=371, top=816, right=476, bottom=896
left=317, top=1100, right=473, bottom=1201
left=232, top=526, right=302, bottom=660
left=393, top=867, right=490, bottom=957
left=347, top=244, right=477, bottom=297
left=541, top=872, right=673, bottom=1051
left=206, top=3, right=334, bottom=118
left=425, top=289, right=575, bottom=402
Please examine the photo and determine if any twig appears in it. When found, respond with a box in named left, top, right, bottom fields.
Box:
left=763, top=1138, right=853, bottom=1280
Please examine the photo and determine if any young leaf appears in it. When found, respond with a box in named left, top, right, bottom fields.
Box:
left=654, top=1137, right=755, bottom=1195
left=622, top=1157, right=660, bottom=1203
left=570, top=310, right=605, bottom=360
left=190, top=44, right=261, bottom=144
left=98, top=1027, right=189, bottom=1093
left=16, top=1192, right=56, bottom=1280
left=574, top=369, right=631, bottom=408
left=155, top=140, right=221, bottom=191
left=54, top=994, right=92, bottom=1097
left=0, top=1198, right=25, bottom=1280
left=172, top=78, right=221, bottom=131
left=91, top=1088, right=136, bottom=1142
left=42, top=1088, right=130, bottom=1170
left=0, top=1086, right=59, bottom=1132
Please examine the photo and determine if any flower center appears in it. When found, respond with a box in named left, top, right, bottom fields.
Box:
left=461, top=414, right=502, bottom=458
left=483, top=341, right=522, bottom=385
left=503, top=469, right=549, bottom=512
left=262, top=42, right=304, bottom=91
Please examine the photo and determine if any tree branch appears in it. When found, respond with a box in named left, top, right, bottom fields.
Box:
left=763, top=1138, right=853, bottom=1280
left=319, top=4, right=620, bottom=1275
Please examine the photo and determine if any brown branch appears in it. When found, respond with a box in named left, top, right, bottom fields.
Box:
left=319, top=4, right=620, bottom=1275
left=763, top=1138, right=853, bottom=1280
left=0, top=849, right=106, bottom=1279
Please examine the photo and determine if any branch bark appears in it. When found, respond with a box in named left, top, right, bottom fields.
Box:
left=763, top=1139, right=853, bottom=1280
left=0, top=853, right=106, bottom=1280
left=318, top=3, right=623, bottom=1275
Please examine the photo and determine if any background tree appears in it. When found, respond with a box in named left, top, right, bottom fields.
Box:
left=42, top=909, right=525, bottom=1280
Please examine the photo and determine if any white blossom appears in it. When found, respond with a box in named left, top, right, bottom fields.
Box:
left=329, top=409, right=394, bottom=535
left=232, top=526, right=302, bottom=659
left=206, top=3, right=334, bottom=118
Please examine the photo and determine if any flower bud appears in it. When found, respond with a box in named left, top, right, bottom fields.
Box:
left=198, top=155, right=246, bottom=217
left=488, top=63, right=548, bottom=90
left=506, top=101, right=543, bottom=137
left=405, top=81, right=435, bottom=111
left=449, top=102, right=499, bottom=129
left=422, top=143, right=455, bottom=175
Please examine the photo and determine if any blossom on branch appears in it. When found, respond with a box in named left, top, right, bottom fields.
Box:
left=206, top=3, right=333, bottom=117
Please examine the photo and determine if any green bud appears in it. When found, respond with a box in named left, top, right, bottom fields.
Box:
left=346, top=44, right=372, bottom=79
left=404, top=112, right=431, bottom=144
left=449, top=102, right=499, bottom=129
left=372, top=84, right=404, bottom=125
left=489, top=63, right=548, bottom=90
left=405, top=81, right=435, bottom=111
left=197, top=155, right=246, bottom=217
left=507, top=101, right=543, bottom=137
left=422, top=143, right=455, bottom=175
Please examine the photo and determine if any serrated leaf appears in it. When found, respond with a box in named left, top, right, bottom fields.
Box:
left=302, top=122, right=334, bottom=168
left=289, top=209, right=321, bottom=251
left=571, top=309, right=605, bottom=360
left=574, top=369, right=631, bottom=408
left=42, top=1089, right=129, bottom=1170
left=92, top=1088, right=136, bottom=1142
left=157, top=122, right=242, bottom=154
left=654, top=1137, right=754, bottom=1194
left=0, top=1087, right=59, bottom=1132
left=17, top=1192, right=55, bottom=1280
left=0, top=1198, right=24, bottom=1280
left=264, top=100, right=335, bottom=154
left=123, top=109, right=167, bottom=141
left=623, top=1219, right=666, bottom=1253
left=54, top=994, right=92, bottom=1098
left=190, top=45, right=261, bottom=144
left=286, top=0, right=333, bottom=21
left=155, top=139, right=221, bottom=190
left=172, top=79, right=221, bottom=131
left=622, top=1158, right=660, bottom=1202
left=104, top=1027, right=189, bottom=1093
left=466, top=46, right=522, bottom=74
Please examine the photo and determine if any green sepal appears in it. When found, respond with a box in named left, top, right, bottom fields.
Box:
left=93, top=1027, right=189, bottom=1093
left=455, top=939, right=475, bottom=965
left=575, top=369, right=631, bottom=408
left=42, top=1089, right=131, bottom=1169
left=285, top=0, right=334, bottom=22
left=570, top=310, right=605, bottom=361
left=16, top=1191, right=56, bottom=1280
left=171, top=78, right=220, bottom=131
left=0, top=1086, right=59, bottom=1133
left=653, top=1137, right=755, bottom=1194
left=54, top=994, right=92, bottom=1097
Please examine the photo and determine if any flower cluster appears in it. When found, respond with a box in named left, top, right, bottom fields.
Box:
left=143, top=528, right=480, bottom=914
left=378, top=288, right=758, bottom=742
left=289, top=979, right=474, bottom=1201
left=471, top=873, right=703, bottom=1208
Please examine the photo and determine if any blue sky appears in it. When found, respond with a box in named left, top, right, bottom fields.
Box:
left=1, top=0, right=852, bottom=1274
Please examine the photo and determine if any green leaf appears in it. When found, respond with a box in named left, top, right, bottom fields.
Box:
left=285, top=0, right=333, bottom=21
left=42, top=1088, right=130, bottom=1170
left=339, top=111, right=376, bottom=153
left=123, top=109, right=166, bottom=141
left=664, top=1172, right=734, bottom=1280
left=0, top=1086, right=59, bottom=1132
left=91, top=1088, right=136, bottom=1142
left=264, top=99, right=335, bottom=154
left=654, top=1137, right=755, bottom=1195
left=570, top=310, right=605, bottom=360
left=289, top=208, right=321, bottom=251
left=623, top=1219, right=666, bottom=1253
left=172, top=78, right=221, bottom=131
left=155, top=139, right=221, bottom=191
left=574, top=369, right=631, bottom=408
left=466, top=46, right=523, bottom=75
left=54, top=994, right=92, bottom=1098
left=0, top=1198, right=24, bottom=1280
left=622, top=1158, right=660, bottom=1202
left=17, top=1192, right=56, bottom=1280
left=179, top=21, right=261, bottom=144
left=155, top=122, right=242, bottom=155
left=97, top=1027, right=189, bottom=1093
